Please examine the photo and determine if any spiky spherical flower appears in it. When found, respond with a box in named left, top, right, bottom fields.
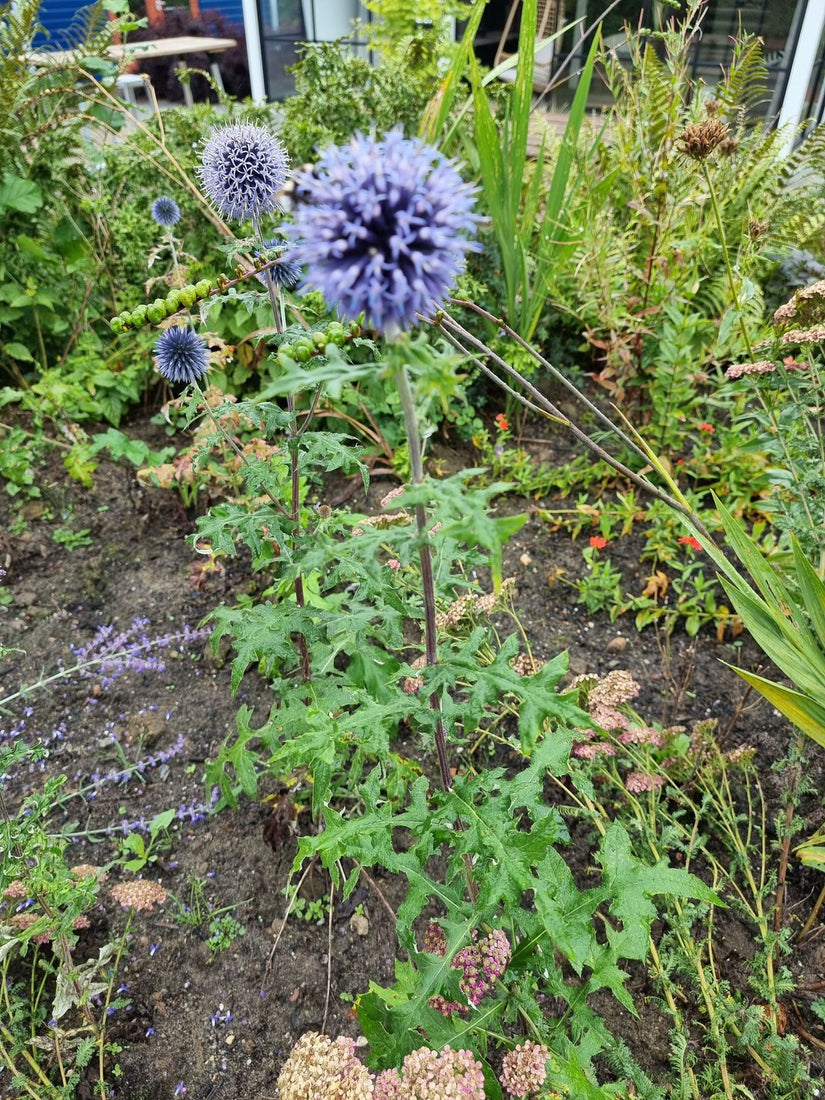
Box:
left=198, top=122, right=289, bottom=223
left=375, top=1045, right=485, bottom=1100
left=151, top=195, right=181, bottom=228
left=499, top=1041, right=549, bottom=1098
left=153, top=327, right=211, bottom=386
left=288, top=130, right=480, bottom=333
left=277, top=1032, right=374, bottom=1100
left=255, top=237, right=301, bottom=290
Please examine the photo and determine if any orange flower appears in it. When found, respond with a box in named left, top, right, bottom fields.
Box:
left=678, top=536, right=702, bottom=551
left=698, top=422, right=715, bottom=433
left=589, top=535, right=608, bottom=550
left=494, top=413, right=509, bottom=432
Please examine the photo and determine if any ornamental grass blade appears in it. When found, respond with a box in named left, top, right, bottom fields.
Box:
left=529, top=29, right=601, bottom=339
left=724, top=666, right=825, bottom=749
left=718, top=578, right=825, bottom=699
left=420, top=0, right=488, bottom=144
left=791, top=534, right=825, bottom=650
left=509, top=0, right=538, bottom=229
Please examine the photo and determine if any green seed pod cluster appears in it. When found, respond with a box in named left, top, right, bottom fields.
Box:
left=275, top=320, right=361, bottom=366
left=109, top=277, right=219, bottom=332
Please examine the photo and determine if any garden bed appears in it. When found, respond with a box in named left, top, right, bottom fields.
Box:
left=2, top=412, right=824, bottom=1098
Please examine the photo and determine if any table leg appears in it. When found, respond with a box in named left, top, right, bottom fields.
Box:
left=174, top=60, right=195, bottom=107
left=209, top=59, right=226, bottom=94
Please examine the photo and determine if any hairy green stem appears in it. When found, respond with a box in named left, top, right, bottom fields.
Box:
left=254, top=218, right=310, bottom=680
left=394, top=364, right=453, bottom=793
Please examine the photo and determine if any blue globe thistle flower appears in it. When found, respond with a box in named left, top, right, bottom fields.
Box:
left=198, top=122, right=289, bottom=224
left=151, top=196, right=181, bottom=228
left=255, top=238, right=301, bottom=291
left=287, top=130, right=480, bottom=333
left=153, top=327, right=210, bottom=385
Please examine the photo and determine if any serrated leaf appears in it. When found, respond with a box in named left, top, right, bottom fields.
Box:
left=0, top=173, right=42, bottom=213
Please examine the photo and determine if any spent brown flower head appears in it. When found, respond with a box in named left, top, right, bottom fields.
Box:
left=678, top=118, right=730, bottom=160
left=277, top=1032, right=374, bottom=1100
left=110, top=880, right=168, bottom=912
left=500, top=1041, right=549, bottom=1097
left=748, top=218, right=770, bottom=241
left=2, top=880, right=28, bottom=900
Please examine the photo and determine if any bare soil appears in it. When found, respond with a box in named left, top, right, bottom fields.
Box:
left=2, top=410, right=824, bottom=1099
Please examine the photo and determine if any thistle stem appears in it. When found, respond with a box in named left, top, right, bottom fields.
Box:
left=254, top=218, right=310, bottom=680
left=394, top=364, right=452, bottom=793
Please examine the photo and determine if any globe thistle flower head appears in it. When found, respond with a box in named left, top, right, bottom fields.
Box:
left=198, top=122, right=289, bottom=223
left=255, top=237, right=301, bottom=290
left=288, top=130, right=480, bottom=333
left=153, top=327, right=210, bottom=386
left=151, top=195, right=181, bottom=228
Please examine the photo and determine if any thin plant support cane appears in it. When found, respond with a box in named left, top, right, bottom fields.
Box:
left=430, top=301, right=714, bottom=541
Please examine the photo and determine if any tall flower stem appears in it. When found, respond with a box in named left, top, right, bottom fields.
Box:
left=394, top=365, right=452, bottom=794
left=254, top=218, right=310, bottom=681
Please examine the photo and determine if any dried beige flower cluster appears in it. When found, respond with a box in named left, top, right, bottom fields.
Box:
left=509, top=652, right=545, bottom=677
left=110, top=880, right=168, bottom=912
left=585, top=669, right=640, bottom=732
left=374, top=1045, right=485, bottom=1099
left=499, top=1041, right=549, bottom=1097
left=436, top=578, right=516, bottom=631
left=276, top=1032, right=374, bottom=1100
left=773, top=279, right=825, bottom=329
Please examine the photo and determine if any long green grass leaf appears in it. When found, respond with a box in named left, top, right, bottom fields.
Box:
left=724, top=666, right=825, bottom=749
left=420, top=0, right=488, bottom=144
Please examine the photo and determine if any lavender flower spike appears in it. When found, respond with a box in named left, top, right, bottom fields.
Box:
left=288, top=129, right=481, bottom=334
left=153, top=327, right=210, bottom=386
left=198, top=122, right=289, bottom=223
left=151, top=196, right=181, bottom=228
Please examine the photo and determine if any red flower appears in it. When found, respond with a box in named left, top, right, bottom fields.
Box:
left=495, top=413, right=509, bottom=432
left=589, top=535, right=608, bottom=550
left=698, top=422, right=715, bottom=434
left=678, top=536, right=702, bottom=551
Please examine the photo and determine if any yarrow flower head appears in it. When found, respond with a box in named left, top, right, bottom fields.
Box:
left=375, top=1045, right=485, bottom=1100
left=153, top=327, right=210, bottom=386
left=151, top=196, right=181, bottom=228
left=277, top=1032, right=374, bottom=1100
left=198, top=122, right=289, bottom=223
left=499, top=1041, right=549, bottom=1097
left=288, top=129, right=481, bottom=334
left=110, top=880, right=168, bottom=912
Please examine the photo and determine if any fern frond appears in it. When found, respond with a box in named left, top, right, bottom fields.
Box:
left=717, top=34, right=770, bottom=120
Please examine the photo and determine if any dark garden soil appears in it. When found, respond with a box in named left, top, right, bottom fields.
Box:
left=2, top=408, right=825, bottom=1099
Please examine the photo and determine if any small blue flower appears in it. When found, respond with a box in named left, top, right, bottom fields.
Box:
left=151, top=196, right=181, bottom=228
left=153, top=327, right=210, bottom=386
left=287, top=130, right=480, bottom=333
left=198, top=122, right=289, bottom=223
left=255, top=238, right=301, bottom=290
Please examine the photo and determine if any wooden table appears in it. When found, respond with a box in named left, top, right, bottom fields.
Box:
left=28, top=36, right=238, bottom=107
